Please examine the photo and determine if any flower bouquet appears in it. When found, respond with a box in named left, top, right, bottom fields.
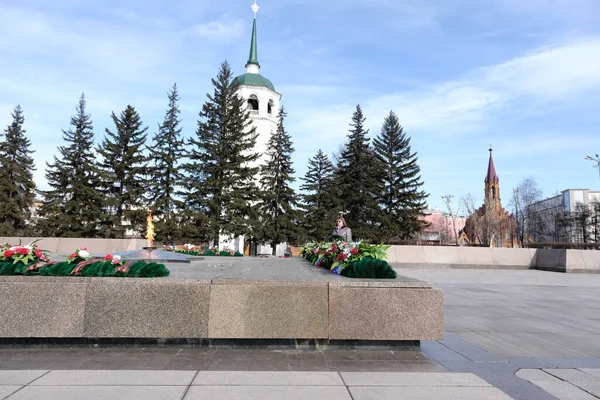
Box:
left=0, top=241, right=170, bottom=278
left=104, top=254, right=123, bottom=265
left=39, top=250, right=169, bottom=278
left=301, top=240, right=396, bottom=279
left=66, top=248, right=91, bottom=264
left=0, top=241, right=50, bottom=275
left=177, top=244, right=202, bottom=256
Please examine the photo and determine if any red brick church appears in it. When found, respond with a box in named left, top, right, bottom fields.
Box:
left=459, top=149, right=517, bottom=247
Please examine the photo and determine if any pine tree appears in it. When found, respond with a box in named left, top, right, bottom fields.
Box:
left=257, top=107, right=299, bottom=254
left=336, top=105, right=383, bottom=241
left=97, top=105, right=149, bottom=238
left=147, top=84, right=185, bottom=244
left=0, top=105, right=36, bottom=235
left=181, top=61, right=260, bottom=243
left=38, top=94, right=104, bottom=237
left=300, top=149, right=340, bottom=241
left=373, top=110, right=428, bottom=240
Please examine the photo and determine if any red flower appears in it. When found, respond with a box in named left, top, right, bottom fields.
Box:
left=3, top=250, right=14, bottom=258
left=69, top=253, right=77, bottom=259
left=104, top=254, right=112, bottom=261
left=17, top=247, right=29, bottom=255
left=350, top=248, right=358, bottom=255
left=82, top=247, right=87, bottom=251
left=35, top=250, right=43, bottom=258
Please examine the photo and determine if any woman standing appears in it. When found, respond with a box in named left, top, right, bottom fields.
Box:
left=332, top=216, right=353, bottom=242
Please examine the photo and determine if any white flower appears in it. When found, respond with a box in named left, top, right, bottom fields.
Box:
left=78, top=250, right=90, bottom=258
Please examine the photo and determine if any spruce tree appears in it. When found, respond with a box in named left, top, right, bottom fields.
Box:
left=38, top=94, right=104, bottom=237
left=147, top=83, right=184, bottom=243
left=373, top=110, right=428, bottom=240
left=257, top=107, right=299, bottom=254
left=300, top=149, right=340, bottom=241
left=0, top=105, right=36, bottom=235
left=336, top=105, right=383, bottom=241
left=182, top=61, right=260, bottom=243
left=97, top=105, right=149, bottom=238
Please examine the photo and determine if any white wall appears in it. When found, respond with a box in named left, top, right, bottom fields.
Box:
left=237, top=84, right=281, bottom=169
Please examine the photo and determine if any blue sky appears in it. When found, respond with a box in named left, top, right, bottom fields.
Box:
left=1, top=0, right=600, bottom=213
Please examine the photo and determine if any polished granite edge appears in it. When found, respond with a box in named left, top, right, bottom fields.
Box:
left=0, top=275, right=431, bottom=288
left=211, top=279, right=329, bottom=286
left=0, top=256, right=435, bottom=288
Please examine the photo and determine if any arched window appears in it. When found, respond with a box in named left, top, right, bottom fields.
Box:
left=248, top=95, right=259, bottom=112
left=267, top=99, right=274, bottom=115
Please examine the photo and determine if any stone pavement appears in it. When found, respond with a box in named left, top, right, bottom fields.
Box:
left=2, top=268, right=600, bottom=399
left=401, top=269, right=600, bottom=399
left=0, top=370, right=512, bottom=399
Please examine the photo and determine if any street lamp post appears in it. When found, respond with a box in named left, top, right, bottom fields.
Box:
left=585, top=154, right=600, bottom=179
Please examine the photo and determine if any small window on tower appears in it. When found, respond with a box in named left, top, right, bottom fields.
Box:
left=248, top=95, right=259, bottom=112
left=268, top=99, right=274, bottom=115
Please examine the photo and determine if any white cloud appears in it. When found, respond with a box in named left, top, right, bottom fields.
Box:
left=286, top=36, right=600, bottom=147
left=493, top=133, right=590, bottom=158
left=0, top=5, right=174, bottom=83
left=481, top=38, right=600, bottom=99
left=187, top=15, right=245, bottom=41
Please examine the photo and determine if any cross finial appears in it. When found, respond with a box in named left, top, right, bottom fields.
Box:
left=489, top=145, right=493, bottom=153
left=251, top=1, right=259, bottom=17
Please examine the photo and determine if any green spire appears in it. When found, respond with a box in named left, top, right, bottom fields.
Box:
left=246, top=16, right=259, bottom=68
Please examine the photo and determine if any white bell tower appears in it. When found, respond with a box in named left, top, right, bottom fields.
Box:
left=222, top=1, right=286, bottom=256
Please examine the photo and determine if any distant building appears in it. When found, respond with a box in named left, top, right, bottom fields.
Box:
left=527, top=189, right=600, bottom=243
left=28, top=200, right=43, bottom=228
left=418, top=210, right=467, bottom=245
left=461, top=148, right=517, bottom=247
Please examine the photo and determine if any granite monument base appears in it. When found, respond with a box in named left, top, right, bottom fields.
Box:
left=0, top=258, right=443, bottom=346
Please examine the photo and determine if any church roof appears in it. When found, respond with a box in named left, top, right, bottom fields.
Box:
left=233, top=73, right=275, bottom=91
left=485, top=148, right=499, bottom=184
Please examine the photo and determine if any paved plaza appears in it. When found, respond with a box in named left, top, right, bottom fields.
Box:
left=2, top=264, right=600, bottom=399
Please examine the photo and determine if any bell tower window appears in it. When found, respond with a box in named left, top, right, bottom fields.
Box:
left=248, top=95, right=259, bottom=113
left=267, top=99, right=274, bottom=115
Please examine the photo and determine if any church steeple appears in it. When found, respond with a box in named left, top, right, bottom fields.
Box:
left=232, top=0, right=276, bottom=91
left=246, top=1, right=260, bottom=73
left=485, top=147, right=499, bottom=185
left=485, top=147, right=501, bottom=208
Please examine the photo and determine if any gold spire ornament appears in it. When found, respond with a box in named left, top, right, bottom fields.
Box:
left=251, top=1, right=259, bottom=17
